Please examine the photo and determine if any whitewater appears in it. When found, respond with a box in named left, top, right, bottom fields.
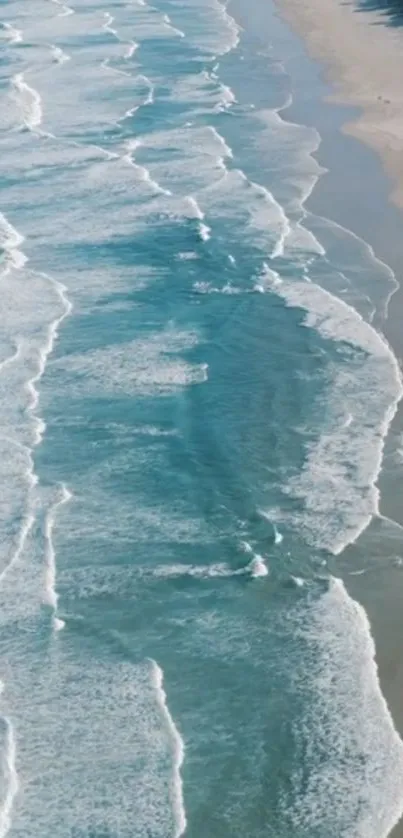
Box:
left=0, top=0, right=403, bottom=836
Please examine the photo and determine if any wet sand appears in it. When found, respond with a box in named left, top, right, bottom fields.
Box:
left=271, top=0, right=403, bottom=834
left=273, top=0, right=403, bottom=209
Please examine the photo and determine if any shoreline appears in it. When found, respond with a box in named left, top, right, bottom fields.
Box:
left=270, top=1, right=403, bottom=835
left=272, top=0, right=403, bottom=209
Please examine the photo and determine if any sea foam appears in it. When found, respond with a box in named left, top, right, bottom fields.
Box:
left=11, top=73, right=44, bottom=133
left=150, top=661, right=187, bottom=838
left=2, top=23, right=23, bottom=44
left=259, top=264, right=403, bottom=554
left=284, top=578, right=403, bottom=837
left=0, top=718, right=18, bottom=838
left=44, top=484, right=72, bottom=629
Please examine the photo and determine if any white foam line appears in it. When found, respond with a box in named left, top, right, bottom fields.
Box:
left=259, top=264, right=403, bottom=555
left=102, top=12, right=118, bottom=38
left=248, top=89, right=402, bottom=560
left=0, top=513, right=35, bottom=587
left=162, top=13, right=185, bottom=38
left=125, top=41, right=138, bottom=59
left=102, top=10, right=141, bottom=60
left=49, top=0, right=74, bottom=16
left=101, top=58, right=131, bottom=78
left=378, top=514, right=403, bottom=535
left=144, top=81, right=154, bottom=106
left=183, top=196, right=211, bottom=241
left=0, top=717, right=18, bottom=838
left=150, top=661, right=186, bottom=838
left=44, top=484, right=72, bottom=630
left=317, top=216, right=398, bottom=323
left=26, top=270, right=73, bottom=446
left=327, top=578, right=403, bottom=837
left=66, top=136, right=118, bottom=161
left=207, top=67, right=237, bottom=111
left=2, top=23, right=23, bottom=44
left=122, top=105, right=139, bottom=119
left=123, top=141, right=171, bottom=195
left=119, top=77, right=154, bottom=121
left=0, top=342, right=22, bottom=373
left=209, top=125, right=233, bottom=159
left=0, top=212, right=27, bottom=276
left=155, top=554, right=269, bottom=579
left=328, top=262, right=377, bottom=323
left=185, top=196, right=204, bottom=220
left=213, top=0, right=241, bottom=54
left=11, top=73, right=51, bottom=137
left=215, top=82, right=237, bottom=112
left=269, top=94, right=398, bottom=320
left=59, top=3, right=74, bottom=16
left=266, top=96, right=325, bottom=257
left=0, top=235, right=73, bottom=610
left=257, top=180, right=290, bottom=259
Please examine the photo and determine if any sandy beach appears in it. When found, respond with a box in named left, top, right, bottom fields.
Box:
left=271, top=0, right=403, bottom=835
left=273, top=0, right=403, bottom=209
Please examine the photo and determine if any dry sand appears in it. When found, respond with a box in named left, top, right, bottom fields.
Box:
left=273, top=0, right=403, bottom=208
left=271, top=2, right=403, bottom=835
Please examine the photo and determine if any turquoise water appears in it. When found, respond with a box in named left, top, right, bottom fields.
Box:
left=1, top=0, right=403, bottom=835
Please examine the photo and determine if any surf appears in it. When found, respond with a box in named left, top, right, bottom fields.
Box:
left=150, top=661, right=187, bottom=838
left=0, top=717, right=18, bottom=838
left=44, top=484, right=72, bottom=630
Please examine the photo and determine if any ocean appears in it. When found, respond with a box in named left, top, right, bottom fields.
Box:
left=1, top=0, right=403, bottom=835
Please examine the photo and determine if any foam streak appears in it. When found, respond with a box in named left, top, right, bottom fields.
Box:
left=44, top=484, right=72, bottom=630
left=0, top=513, right=35, bottom=587
left=49, top=0, right=74, bottom=16
left=123, top=140, right=171, bottom=195
left=0, top=213, right=27, bottom=275
left=11, top=73, right=43, bottom=134
left=1, top=23, right=23, bottom=44
left=0, top=718, right=18, bottom=838
left=150, top=661, right=186, bottom=838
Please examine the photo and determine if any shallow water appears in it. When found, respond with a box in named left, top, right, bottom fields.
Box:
left=1, top=0, right=403, bottom=835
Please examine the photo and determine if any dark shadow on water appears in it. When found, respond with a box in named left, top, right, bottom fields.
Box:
left=349, top=0, right=403, bottom=26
